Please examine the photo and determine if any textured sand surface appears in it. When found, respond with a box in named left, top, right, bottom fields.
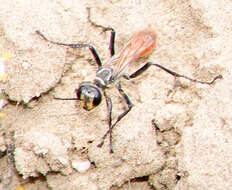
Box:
left=0, top=0, right=231, bottom=189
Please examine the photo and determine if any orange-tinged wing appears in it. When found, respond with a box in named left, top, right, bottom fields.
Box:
left=104, top=29, right=157, bottom=77
left=127, top=29, right=157, bottom=58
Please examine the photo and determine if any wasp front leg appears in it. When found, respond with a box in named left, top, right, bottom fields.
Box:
left=98, top=82, right=133, bottom=153
left=97, top=90, right=114, bottom=153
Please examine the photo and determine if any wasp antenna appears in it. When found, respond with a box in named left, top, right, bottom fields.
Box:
left=53, top=96, right=78, bottom=101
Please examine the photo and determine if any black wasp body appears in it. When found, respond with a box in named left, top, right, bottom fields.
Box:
left=36, top=10, right=222, bottom=153
left=77, top=66, right=115, bottom=111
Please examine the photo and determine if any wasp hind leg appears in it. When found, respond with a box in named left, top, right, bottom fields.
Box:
left=123, top=62, right=222, bottom=85
left=87, top=7, right=116, bottom=57
left=98, top=82, right=133, bottom=153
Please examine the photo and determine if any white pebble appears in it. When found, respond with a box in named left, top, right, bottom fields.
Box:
left=72, top=159, right=91, bottom=173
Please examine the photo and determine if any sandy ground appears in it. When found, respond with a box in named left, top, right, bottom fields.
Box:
left=0, top=0, right=231, bottom=189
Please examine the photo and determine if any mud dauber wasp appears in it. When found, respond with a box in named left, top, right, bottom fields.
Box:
left=36, top=8, right=222, bottom=153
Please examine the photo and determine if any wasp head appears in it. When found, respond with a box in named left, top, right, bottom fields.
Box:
left=76, top=82, right=102, bottom=111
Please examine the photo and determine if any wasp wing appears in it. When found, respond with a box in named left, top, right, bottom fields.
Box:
left=104, top=29, right=157, bottom=78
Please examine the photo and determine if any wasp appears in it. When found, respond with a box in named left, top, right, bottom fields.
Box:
left=36, top=11, right=222, bottom=153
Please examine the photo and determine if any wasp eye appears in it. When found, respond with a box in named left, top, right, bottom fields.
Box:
left=76, top=83, right=102, bottom=111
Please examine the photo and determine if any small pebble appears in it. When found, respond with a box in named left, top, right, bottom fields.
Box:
left=72, top=159, right=91, bottom=173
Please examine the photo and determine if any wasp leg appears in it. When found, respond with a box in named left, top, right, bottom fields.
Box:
left=97, top=90, right=114, bottom=152
left=87, top=7, right=116, bottom=56
left=123, top=62, right=222, bottom=85
left=36, top=30, right=102, bottom=68
left=97, top=82, right=133, bottom=153
left=106, top=27, right=115, bottom=57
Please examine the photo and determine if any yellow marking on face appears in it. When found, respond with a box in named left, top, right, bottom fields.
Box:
left=80, top=96, right=94, bottom=111
left=80, top=100, right=85, bottom=109
left=85, top=97, right=94, bottom=111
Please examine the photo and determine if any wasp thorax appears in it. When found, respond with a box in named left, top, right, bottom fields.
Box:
left=76, top=82, right=102, bottom=111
